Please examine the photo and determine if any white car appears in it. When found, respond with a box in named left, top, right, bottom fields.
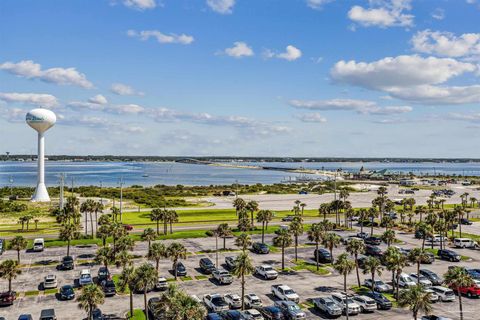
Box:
left=424, top=289, right=439, bottom=303
left=33, top=238, right=45, bottom=252
left=224, top=293, right=242, bottom=309
left=430, top=286, right=455, bottom=302
left=203, top=294, right=229, bottom=313
left=244, top=293, right=262, bottom=309
left=353, top=295, right=377, bottom=313
left=212, top=269, right=234, bottom=285
left=78, top=269, right=93, bottom=286
left=255, top=265, right=278, bottom=280
left=43, top=275, right=57, bottom=289
left=410, top=274, right=433, bottom=287
left=397, top=273, right=416, bottom=288
left=271, top=284, right=300, bottom=303
left=155, top=277, right=168, bottom=290
left=364, top=279, right=392, bottom=292
left=241, top=309, right=264, bottom=320
left=331, top=293, right=361, bottom=315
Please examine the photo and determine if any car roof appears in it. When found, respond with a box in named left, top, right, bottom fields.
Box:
left=81, top=269, right=91, bottom=274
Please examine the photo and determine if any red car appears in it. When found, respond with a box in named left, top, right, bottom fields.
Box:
left=123, top=225, right=133, bottom=231
left=0, top=291, right=16, bottom=306
left=449, top=284, right=480, bottom=298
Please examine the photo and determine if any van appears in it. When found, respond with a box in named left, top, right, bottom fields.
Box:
left=39, top=308, right=56, bottom=320
left=454, top=238, right=478, bottom=249
left=33, top=238, right=45, bottom=252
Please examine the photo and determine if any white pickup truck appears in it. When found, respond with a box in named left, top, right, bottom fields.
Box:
left=255, top=265, right=278, bottom=280
left=203, top=294, right=229, bottom=313
left=271, top=284, right=300, bottom=303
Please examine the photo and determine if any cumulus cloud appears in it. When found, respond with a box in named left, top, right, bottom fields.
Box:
left=0, top=60, right=93, bottom=88
left=122, top=0, right=157, bottom=10
left=222, top=42, right=254, bottom=58
left=0, top=107, right=28, bottom=122
left=306, top=0, right=335, bottom=10
left=348, top=0, right=414, bottom=28
left=110, top=83, right=144, bottom=96
left=88, top=94, right=108, bottom=105
left=263, top=45, right=302, bottom=61
left=127, top=29, right=194, bottom=45
left=207, top=0, right=236, bottom=14
left=295, top=113, right=327, bottom=123
left=411, top=30, right=480, bottom=59
left=106, top=104, right=145, bottom=114
left=387, top=85, right=480, bottom=105
left=0, top=92, right=58, bottom=108
left=289, top=98, right=412, bottom=115
left=431, top=8, right=445, bottom=20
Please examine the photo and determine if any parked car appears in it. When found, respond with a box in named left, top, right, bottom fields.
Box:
left=43, top=274, right=57, bottom=289
left=225, top=293, right=242, bottom=309
left=459, top=218, right=473, bottom=225
left=430, top=286, right=455, bottom=302
left=421, top=252, right=435, bottom=264
left=252, top=242, right=270, bottom=254
left=330, top=293, right=361, bottom=315
left=123, top=224, right=134, bottom=231
left=58, top=256, right=74, bottom=270
left=0, top=291, right=16, bottom=306
left=207, top=313, right=224, bottom=320
left=97, top=267, right=111, bottom=283
left=356, top=232, right=368, bottom=239
left=364, top=236, right=381, bottom=246
left=313, top=248, right=332, bottom=263
left=409, top=273, right=433, bottom=287
left=255, top=264, right=278, bottom=280
left=448, top=283, right=480, bottom=298
left=92, top=309, right=104, bottom=320
left=274, top=300, right=306, bottom=320
left=313, top=296, right=342, bottom=318
left=225, top=256, right=237, bottom=269
left=364, top=279, right=392, bottom=293
left=39, top=309, right=56, bottom=320
left=224, top=310, right=243, bottom=320
left=437, top=249, right=461, bottom=262
left=421, top=316, right=453, bottom=320
left=241, top=309, right=264, bottom=320
left=244, top=293, right=263, bottom=309
left=175, top=262, right=187, bottom=276
left=200, top=257, right=216, bottom=274
left=203, top=294, right=229, bottom=312
left=397, top=273, right=416, bottom=288
left=18, top=315, right=33, bottom=320
left=0, top=239, right=4, bottom=255
left=420, top=269, right=442, bottom=286
left=365, top=245, right=383, bottom=258
left=79, top=269, right=93, bottom=286
left=59, top=285, right=75, bottom=300
left=155, top=276, right=168, bottom=291
left=352, top=295, right=377, bottom=313
left=363, top=291, right=392, bottom=310
left=282, top=216, right=295, bottom=222
left=100, top=279, right=116, bottom=297
left=212, top=269, right=233, bottom=285
left=33, top=238, right=45, bottom=252
left=424, top=288, right=439, bottom=302
left=271, top=284, right=299, bottom=303
left=259, top=306, right=285, bottom=320
left=453, top=238, right=478, bottom=249
left=147, top=297, right=161, bottom=319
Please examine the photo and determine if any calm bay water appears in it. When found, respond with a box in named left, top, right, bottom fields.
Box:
left=1, top=160, right=480, bottom=187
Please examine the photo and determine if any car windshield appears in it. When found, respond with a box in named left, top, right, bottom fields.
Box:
left=326, top=301, right=335, bottom=306
left=284, top=289, right=294, bottom=295
left=264, top=266, right=273, bottom=271
left=62, top=286, right=73, bottom=292
left=375, top=281, right=384, bottom=284
left=345, top=298, right=355, bottom=304
left=288, top=305, right=300, bottom=311
left=81, top=274, right=90, bottom=279
left=211, top=297, right=225, bottom=304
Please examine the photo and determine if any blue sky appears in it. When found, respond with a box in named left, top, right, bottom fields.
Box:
left=1, top=0, right=480, bottom=157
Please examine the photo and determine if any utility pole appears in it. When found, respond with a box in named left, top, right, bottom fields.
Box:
left=59, top=173, right=65, bottom=210
left=118, top=177, right=124, bottom=222
left=215, top=231, right=219, bottom=268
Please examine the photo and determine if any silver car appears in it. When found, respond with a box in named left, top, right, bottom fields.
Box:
left=364, top=279, right=392, bottom=293
left=313, top=296, right=342, bottom=317
left=274, top=300, right=306, bottom=319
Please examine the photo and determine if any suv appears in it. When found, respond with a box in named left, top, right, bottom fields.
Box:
left=274, top=300, right=306, bottom=319
left=364, top=291, right=392, bottom=310
left=156, top=277, right=168, bottom=291
left=420, top=269, right=442, bottom=286
left=353, top=295, right=377, bottom=313
left=252, top=242, right=270, bottom=254
left=33, top=238, right=45, bottom=252
left=97, top=267, right=111, bottom=283
left=313, top=249, right=332, bottom=263
left=59, top=285, right=75, bottom=300
left=225, top=293, right=242, bottom=309
left=175, top=262, right=187, bottom=276
left=364, top=236, right=381, bottom=245
left=438, top=249, right=460, bottom=262
left=58, top=256, right=74, bottom=270
left=313, top=296, right=342, bottom=317
left=212, top=269, right=233, bottom=285
left=225, top=256, right=237, bottom=269
left=365, top=245, right=383, bottom=258
left=244, top=293, right=262, bottom=309
left=39, top=309, right=57, bottom=320
left=255, top=265, right=278, bottom=280
left=100, top=279, right=116, bottom=297
left=259, top=306, right=285, bottom=320
left=79, top=269, right=93, bottom=286
left=200, top=257, right=216, bottom=274
left=0, top=239, right=5, bottom=255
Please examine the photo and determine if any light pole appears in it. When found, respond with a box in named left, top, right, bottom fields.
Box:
left=99, top=180, right=103, bottom=206
left=118, top=177, right=124, bottom=222
left=215, top=231, right=219, bottom=268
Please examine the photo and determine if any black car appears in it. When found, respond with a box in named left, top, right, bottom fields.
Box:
left=252, top=242, right=270, bottom=254
left=39, top=309, right=56, bottom=320
left=223, top=310, right=243, bottom=320
left=58, top=256, right=74, bottom=270
left=282, top=216, right=295, bottom=222
left=313, top=249, right=332, bottom=263
left=364, top=292, right=392, bottom=310
left=365, top=245, right=383, bottom=258
left=0, top=291, right=16, bottom=306
left=364, top=236, right=381, bottom=245
left=357, top=255, right=368, bottom=269
left=259, top=306, right=285, bottom=319
left=92, top=308, right=104, bottom=320
left=59, top=285, right=75, bottom=300
left=100, top=280, right=116, bottom=296
left=438, top=249, right=460, bottom=262
left=415, top=229, right=424, bottom=239
left=0, top=239, right=4, bottom=255
left=460, top=218, right=473, bottom=225
left=97, top=267, right=110, bottom=283
left=206, top=314, right=223, bottom=320
left=148, top=297, right=161, bottom=319
left=175, top=262, right=187, bottom=276
left=199, top=257, right=216, bottom=274
left=419, top=269, right=442, bottom=286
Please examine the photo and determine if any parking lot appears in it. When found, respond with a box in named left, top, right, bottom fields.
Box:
left=1, top=223, right=480, bottom=319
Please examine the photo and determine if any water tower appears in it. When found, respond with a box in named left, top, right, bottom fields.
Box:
left=26, top=108, right=56, bottom=202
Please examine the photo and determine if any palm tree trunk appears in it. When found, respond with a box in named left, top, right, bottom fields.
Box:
left=174, top=261, right=178, bottom=280
left=90, top=212, right=94, bottom=238
left=156, top=221, right=160, bottom=235
left=170, top=221, right=173, bottom=234
left=144, top=289, right=149, bottom=320
left=360, top=221, right=364, bottom=234
left=129, top=290, right=134, bottom=319
left=355, top=255, right=360, bottom=287
left=372, top=271, right=375, bottom=293
left=241, top=274, right=245, bottom=310
left=223, top=237, right=226, bottom=250
left=261, top=222, right=265, bottom=244
left=422, top=237, right=425, bottom=250
left=85, top=213, right=88, bottom=236
left=67, top=240, right=70, bottom=257
left=370, top=223, right=374, bottom=237
left=458, top=289, right=464, bottom=320
left=8, top=279, right=12, bottom=292
left=294, top=236, right=298, bottom=262
left=417, top=262, right=420, bottom=283
left=17, top=250, right=20, bottom=263
left=89, top=306, right=93, bottom=320
left=281, top=246, right=285, bottom=270
left=315, top=242, right=319, bottom=271
left=156, top=259, right=159, bottom=273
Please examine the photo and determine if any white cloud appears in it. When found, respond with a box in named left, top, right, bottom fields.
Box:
left=431, top=8, right=445, bottom=20
left=295, top=113, right=327, bottom=123
left=263, top=45, right=302, bottom=61
left=0, top=60, right=93, bottom=88
left=110, top=83, right=144, bottom=96
left=411, top=30, right=480, bottom=58
left=289, top=98, right=412, bottom=115
left=88, top=94, right=108, bottom=105
left=127, top=29, right=194, bottom=45
left=207, top=0, right=235, bottom=14
left=348, top=0, right=414, bottom=28
left=0, top=92, right=58, bottom=108
left=0, top=107, right=28, bottom=122
left=106, top=104, right=145, bottom=114
left=223, top=42, right=254, bottom=58
left=122, top=0, right=157, bottom=10
left=387, top=85, right=480, bottom=105
left=306, top=0, right=335, bottom=10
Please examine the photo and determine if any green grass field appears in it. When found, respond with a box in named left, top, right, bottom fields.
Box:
left=128, top=309, right=146, bottom=320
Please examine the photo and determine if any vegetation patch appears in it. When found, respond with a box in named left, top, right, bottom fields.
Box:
left=290, top=259, right=330, bottom=276
left=24, top=290, right=39, bottom=297
left=127, top=309, right=146, bottom=320
left=44, top=288, right=58, bottom=295
left=194, top=275, right=208, bottom=280
left=180, top=276, right=193, bottom=281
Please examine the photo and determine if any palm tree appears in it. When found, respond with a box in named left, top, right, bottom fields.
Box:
left=118, top=265, right=136, bottom=318
left=381, top=229, right=396, bottom=247
left=115, top=249, right=133, bottom=269
left=80, top=200, right=92, bottom=236
left=233, top=198, right=246, bottom=216
left=77, top=284, right=105, bottom=320
left=152, top=284, right=206, bottom=319
left=9, top=236, right=27, bottom=263
left=166, top=209, right=179, bottom=234
left=150, top=208, right=163, bottom=235
left=384, top=247, right=408, bottom=299
left=397, top=285, right=432, bottom=320
left=415, top=206, right=427, bottom=223
left=408, top=248, right=430, bottom=282
left=0, top=259, right=21, bottom=291
left=245, top=200, right=259, bottom=226
left=318, top=203, right=330, bottom=221
left=216, top=223, right=233, bottom=250
left=444, top=267, right=474, bottom=320
left=59, top=222, right=79, bottom=256
left=235, top=233, right=252, bottom=252
left=149, top=242, right=167, bottom=273
left=141, top=228, right=157, bottom=253
left=167, top=242, right=187, bottom=280
left=256, top=210, right=273, bottom=243
left=363, top=256, right=383, bottom=293
left=346, top=239, right=365, bottom=287
left=232, top=252, right=255, bottom=310
left=273, top=228, right=293, bottom=270
left=92, top=201, right=104, bottom=236
left=322, top=232, right=341, bottom=261
left=366, top=207, right=378, bottom=236
left=334, top=253, right=355, bottom=292
left=95, top=246, right=113, bottom=269
left=134, top=263, right=158, bottom=320
left=289, top=217, right=304, bottom=262
left=308, top=223, right=325, bottom=271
